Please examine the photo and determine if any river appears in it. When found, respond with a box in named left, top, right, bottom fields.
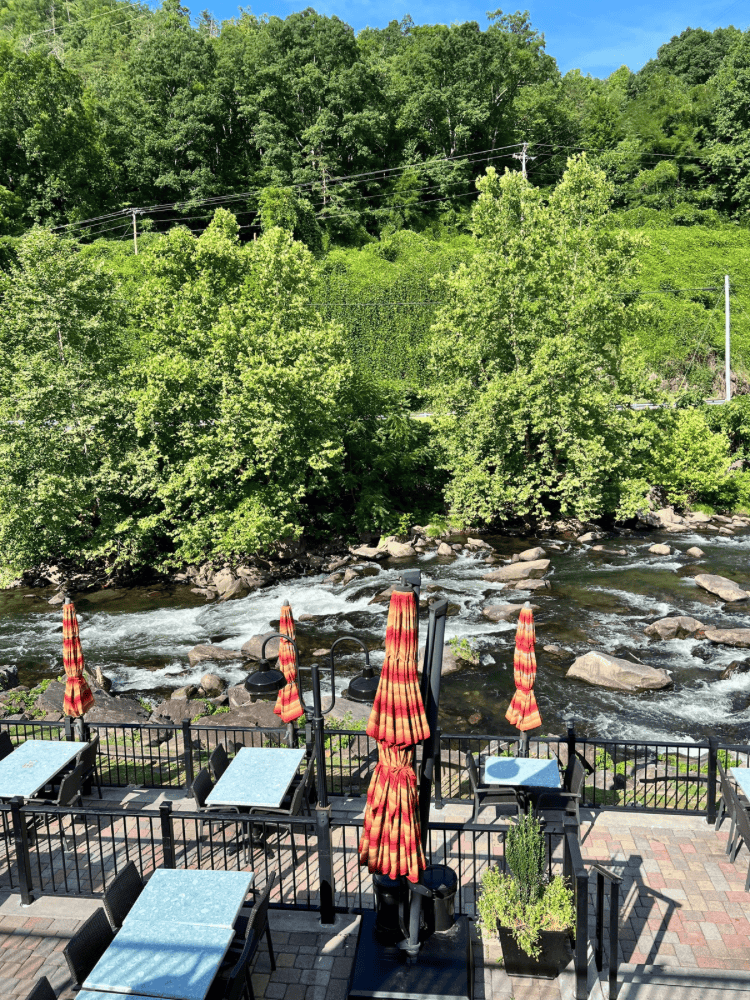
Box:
left=1, top=526, right=749, bottom=743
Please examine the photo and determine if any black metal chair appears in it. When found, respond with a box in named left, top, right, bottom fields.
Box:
left=76, top=734, right=102, bottom=799
left=717, top=758, right=737, bottom=837
left=192, top=767, right=243, bottom=862
left=63, top=908, right=114, bottom=987
left=28, top=762, right=86, bottom=849
left=464, top=752, right=521, bottom=822
left=533, top=757, right=585, bottom=840
left=103, top=859, right=144, bottom=930
left=23, top=976, right=57, bottom=1000
left=208, top=956, right=249, bottom=1000
left=209, top=743, right=230, bottom=781
left=0, top=730, right=14, bottom=761
left=725, top=778, right=750, bottom=891
left=218, top=871, right=278, bottom=998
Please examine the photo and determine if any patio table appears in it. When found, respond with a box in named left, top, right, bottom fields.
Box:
left=83, top=921, right=235, bottom=1000
left=206, top=746, right=306, bottom=809
left=124, top=868, right=253, bottom=930
left=483, top=755, right=561, bottom=790
left=0, top=739, right=88, bottom=800
left=730, top=767, right=750, bottom=800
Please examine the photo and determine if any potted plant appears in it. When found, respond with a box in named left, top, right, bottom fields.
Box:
left=477, top=812, right=576, bottom=978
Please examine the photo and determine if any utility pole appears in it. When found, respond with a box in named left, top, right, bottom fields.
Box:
left=725, top=274, right=731, bottom=402
left=512, top=141, right=536, bottom=180
left=131, top=209, right=139, bottom=255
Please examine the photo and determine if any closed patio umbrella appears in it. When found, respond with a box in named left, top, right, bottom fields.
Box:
left=274, top=602, right=304, bottom=724
left=359, top=588, right=430, bottom=883
left=505, top=603, right=542, bottom=753
left=62, top=602, right=95, bottom=720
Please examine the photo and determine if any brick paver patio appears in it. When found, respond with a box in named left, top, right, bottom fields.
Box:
left=1, top=792, right=749, bottom=999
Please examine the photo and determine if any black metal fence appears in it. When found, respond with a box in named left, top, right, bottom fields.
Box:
left=0, top=718, right=742, bottom=822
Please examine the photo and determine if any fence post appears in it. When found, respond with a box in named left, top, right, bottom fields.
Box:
left=315, top=804, right=335, bottom=925
left=595, top=871, right=604, bottom=973
left=608, top=879, right=620, bottom=1000
left=160, top=801, right=175, bottom=869
left=575, top=870, right=589, bottom=1000
left=433, top=727, right=443, bottom=810
left=567, top=721, right=576, bottom=769
left=706, top=736, right=719, bottom=825
left=182, top=720, right=194, bottom=792
left=10, top=798, right=34, bottom=906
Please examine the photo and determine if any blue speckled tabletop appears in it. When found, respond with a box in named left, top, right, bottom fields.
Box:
left=126, top=868, right=253, bottom=929
left=206, top=746, right=306, bottom=809
left=483, top=756, right=561, bottom=789
left=83, top=921, right=235, bottom=1000
left=77, top=992, right=158, bottom=1000
left=731, top=767, right=750, bottom=800
left=0, top=739, right=87, bottom=799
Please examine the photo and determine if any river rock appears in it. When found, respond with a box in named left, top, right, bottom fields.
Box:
left=418, top=645, right=463, bottom=675
left=226, top=682, right=252, bottom=709
left=172, top=685, right=198, bottom=700
left=342, top=566, right=363, bottom=585
left=482, top=603, right=539, bottom=622
left=512, top=579, right=551, bottom=592
left=376, top=537, right=414, bottom=559
left=566, top=651, right=673, bottom=691
left=32, top=680, right=68, bottom=718
left=151, top=699, right=194, bottom=724
left=687, top=510, right=712, bottom=524
left=686, top=547, right=705, bottom=558
left=323, top=572, right=344, bottom=584
left=349, top=544, right=387, bottom=561
left=644, top=616, right=705, bottom=640
left=0, top=665, right=18, bottom=691
left=648, top=544, right=671, bottom=556
left=702, top=628, right=750, bottom=648
left=241, top=633, right=281, bottom=660
left=200, top=673, right=226, bottom=695
left=482, top=559, right=550, bottom=583
left=577, top=531, right=605, bottom=543
left=235, top=567, right=270, bottom=590
left=466, top=538, right=492, bottom=550
left=437, top=542, right=455, bottom=557
left=85, top=689, right=150, bottom=725
left=192, top=702, right=282, bottom=734
left=518, top=546, right=547, bottom=561
left=720, top=659, right=750, bottom=680
left=329, top=697, right=373, bottom=724
left=219, top=578, right=250, bottom=602
left=694, top=573, right=749, bottom=602
left=187, top=645, right=244, bottom=666
left=47, top=592, right=67, bottom=605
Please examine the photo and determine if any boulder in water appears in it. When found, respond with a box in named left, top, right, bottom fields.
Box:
left=518, top=546, right=546, bottom=562
left=437, top=542, right=455, bottom=557
left=685, top=547, right=705, bottom=558
left=188, top=644, right=243, bottom=666
left=482, top=559, right=550, bottom=582
left=512, top=579, right=551, bottom=592
left=566, top=651, right=673, bottom=691
left=644, top=616, right=705, bottom=640
left=648, top=543, right=671, bottom=556
left=694, top=573, right=749, bottom=602
left=200, top=673, right=226, bottom=695
left=0, top=665, right=18, bottom=691
left=577, top=531, right=606, bottom=543
left=702, top=628, right=750, bottom=649
left=241, top=632, right=281, bottom=659
left=720, top=659, right=750, bottom=680
left=482, top=603, right=539, bottom=622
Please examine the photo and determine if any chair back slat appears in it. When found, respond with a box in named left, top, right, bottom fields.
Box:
left=56, top=763, right=85, bottom=807
left=464, top=752, right=480, bottom=794
left=209, top=744, right=229, bottom=781
left=0, top=731, right=13, bottom=761
left=565, top=757, right=585, bottom=795
left=248, top=870, right=277, bottom=943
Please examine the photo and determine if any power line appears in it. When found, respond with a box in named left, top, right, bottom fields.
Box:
left=22, top=0, right=152, bottom=40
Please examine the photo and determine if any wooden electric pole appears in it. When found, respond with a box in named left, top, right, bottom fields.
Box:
left=131, top=209, right=139, bottom=255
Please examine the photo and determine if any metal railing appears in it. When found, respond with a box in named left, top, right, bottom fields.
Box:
left=589, top=862, right=622, bottom=1000
left=0, top=718, right=742, bottom=823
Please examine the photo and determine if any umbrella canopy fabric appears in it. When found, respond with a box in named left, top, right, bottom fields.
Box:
left=62, top=602, right=95, bottom=718
left=274, top=602, right=304, bottom=723
left=505, top=605, right=542, bottom=732
left=359, top=588, right=429, bottom=883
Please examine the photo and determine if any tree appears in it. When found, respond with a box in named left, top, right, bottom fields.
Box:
left=429, top=156, right=643, bottom=525
left=708, top=32, right=750, bottom=217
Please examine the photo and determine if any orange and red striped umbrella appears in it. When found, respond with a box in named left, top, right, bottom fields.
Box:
left=274, top=602, right=304, bottom=724
left=359, top=588, right=429, bottom=883
left=62, top=603, right=95, bottom=718
left=505, top=604, right=542, bottom=732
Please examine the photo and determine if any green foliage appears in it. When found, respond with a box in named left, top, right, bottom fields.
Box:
left=478, top=815, right=575, bottom=958
left=430, top=156, right=644, bottom=526
left=448, top=636, right=480, bottom=665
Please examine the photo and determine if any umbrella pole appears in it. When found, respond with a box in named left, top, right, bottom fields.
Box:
left=418, top=599, right=448, bottom=849
left=520, top=730, right=529, bottom=758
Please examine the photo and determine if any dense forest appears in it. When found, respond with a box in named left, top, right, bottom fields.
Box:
left=2, top=5, right=750, bottom=577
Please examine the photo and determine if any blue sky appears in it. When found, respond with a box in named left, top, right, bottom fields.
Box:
left=196, top=0, right=748, bottom=78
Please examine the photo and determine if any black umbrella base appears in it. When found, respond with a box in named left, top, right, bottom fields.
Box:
left=348, top=911, right=473, bottom=1000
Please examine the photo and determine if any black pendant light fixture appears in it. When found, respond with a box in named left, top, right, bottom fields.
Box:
left=244, top=632, right=297, bottom=697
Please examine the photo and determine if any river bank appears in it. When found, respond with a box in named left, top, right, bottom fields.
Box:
left=2, top=509, right=750, bottom=743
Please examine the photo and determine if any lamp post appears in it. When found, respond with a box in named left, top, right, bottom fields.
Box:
left=245, top=632, right=376, bottom=809
left=311, top=636, right=374, bottom=808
